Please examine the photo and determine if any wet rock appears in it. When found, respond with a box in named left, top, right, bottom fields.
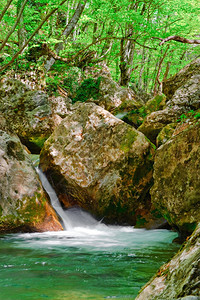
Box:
left=0, top=130, right=62, bottom=232
left=40, top=102, right=157, bottom=226
left=136, top=224, right=200, bottom=300
left=151, top=120, right=200, bottom=235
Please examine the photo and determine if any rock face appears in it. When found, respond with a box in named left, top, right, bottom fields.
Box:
left=135, top=223, right=200, bottom=300
left=0, top=79, right=53, bottom=153
left=0, top=130, right=62, bottom=232
left=138, top=107, right=183, bottom=144
left=163, top=58, right=200, bottom=100
left=151, top=121, right=200, bottom=235
left=138, top=60, right=200, bottom=144
left=40, top=103, right=157, bottom=226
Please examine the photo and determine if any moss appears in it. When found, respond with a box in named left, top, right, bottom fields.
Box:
left=29, top=135, right=48, bottom=150
left=17, top=192, right=46, bottom=223
left=156, top=123, right=176, bottom=147
left=0, top=205, right=2, bottom=217
left=0, top=192, right=47, bottom=232
left=122, top=107, right=147, bottom=127
left=151, top=209, right=163, bottom=219
left=146, top=94, right=166, bottom=114
left=120, top=129, right=138, bottom=153
left=6, top=140, right=25, bottom=161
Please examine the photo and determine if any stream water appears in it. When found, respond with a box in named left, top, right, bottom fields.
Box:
left=0, top=169, right=180, bottom=300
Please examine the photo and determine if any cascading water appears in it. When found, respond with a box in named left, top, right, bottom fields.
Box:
left=0, top=167, right=180, bottom=299
left=36, top=167, right=102, bottom=231
left=36, top=167, right=73, bottom=230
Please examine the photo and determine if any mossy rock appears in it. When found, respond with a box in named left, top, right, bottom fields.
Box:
left=151, top=121, right=200, bottom=235
left=136, top=224, right=200, bottom=299
left=0, top=130, right=62, bottom=233
left=156, top=123, right=177, bottom=147
left=145, top=94, right=166, bottom=114
left=122, top=107, right=147, bottom=128
left=0, top=79, right=53, bottom=153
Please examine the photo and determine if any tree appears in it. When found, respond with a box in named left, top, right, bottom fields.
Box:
left=0, top=0, right=199, bottom=94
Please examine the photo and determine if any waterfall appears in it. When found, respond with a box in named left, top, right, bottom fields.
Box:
left=36, top=167, right=100, bottom=231
left=36, top=167, right=72, bottom=230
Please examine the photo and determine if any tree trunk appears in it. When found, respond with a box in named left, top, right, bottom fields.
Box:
left=17, top=0, right=26, bottom=49
left=44, top=0, right=87, bottom=71
left=119, top=32, right=135, bottom=86
left=153, top=46, right=169, bottom=95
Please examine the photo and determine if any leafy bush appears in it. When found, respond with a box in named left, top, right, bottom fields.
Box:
left=72, top=77, right=102, bottom=104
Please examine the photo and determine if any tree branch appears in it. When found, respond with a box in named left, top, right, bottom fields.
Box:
left=0, top=0, right=29, bottom=51
left=0, top=0, right=14, bottom=23
left=44, top=0, right=87, bottom=71
left=154, top=35, right=200, bottom=45
left=41, top=36, right=156, bottom=67
left=0, top=0, right=68, bottom=73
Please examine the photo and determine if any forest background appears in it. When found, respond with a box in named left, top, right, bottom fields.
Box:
left=0, top=0, right=199, bottom=98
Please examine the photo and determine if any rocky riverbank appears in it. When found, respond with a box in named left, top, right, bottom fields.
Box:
left=0, top=58, right=199, bottom=298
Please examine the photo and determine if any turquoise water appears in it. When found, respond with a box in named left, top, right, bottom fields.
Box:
left=0, top=226, right=179, bottom=300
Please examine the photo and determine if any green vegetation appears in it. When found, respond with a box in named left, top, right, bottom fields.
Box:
left=0, top=0, right=199, bottom=94
left=73, top=77, right=101, bottom=103
left=177, top=110, right=200, bottom=123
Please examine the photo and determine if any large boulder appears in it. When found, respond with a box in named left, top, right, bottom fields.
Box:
left=138, top=60, right=200, bottom=144
left=138, top=106, right=184, bottom=144
left=0, top=78, right=54, bottom=153
left=0, top=130, right=62, bottom=232
left=40, top=103, right=159, bottom=226
left=136, top=224, right=200, bottom=300
left=167, top=74, right=200, bottom=110
left=151, top=120, right=200, bottom=235
left=163, top=58, right=200, bottom=100
left=138, top=76, right=200, bottom=144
